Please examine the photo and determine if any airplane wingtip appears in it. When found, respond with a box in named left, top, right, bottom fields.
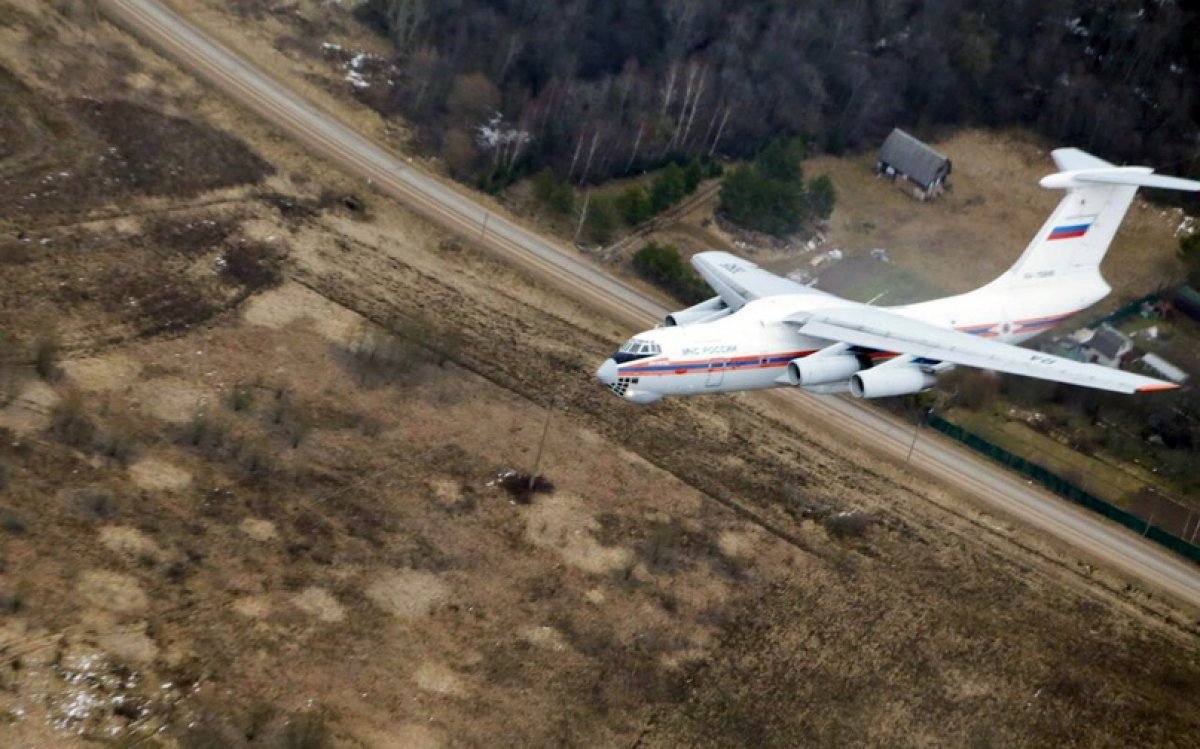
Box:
left=1137, top=383, right=1181, bottom=393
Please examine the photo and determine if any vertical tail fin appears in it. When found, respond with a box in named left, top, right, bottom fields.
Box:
left=991, top=148, right=1200, bottom=289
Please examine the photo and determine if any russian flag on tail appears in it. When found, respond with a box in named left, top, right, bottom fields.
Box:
left=1048, top=222, right=1090, bottom=240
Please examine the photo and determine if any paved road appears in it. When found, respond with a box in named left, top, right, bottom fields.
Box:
left=100, top=0, right=1200, bottom=609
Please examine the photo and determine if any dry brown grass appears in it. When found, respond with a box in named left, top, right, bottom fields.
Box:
left=1, top=4, right=1198, bottom=748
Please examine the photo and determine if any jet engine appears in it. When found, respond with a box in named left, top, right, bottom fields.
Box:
left=786, top=354, right=863, bottom=386
left=665, top=296, right=731, bottom=327
left=849, top=365, right=936, bottom=399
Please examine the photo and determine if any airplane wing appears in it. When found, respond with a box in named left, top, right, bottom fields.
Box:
left=692, top=251, right=829, bottom=310
left=786, top=306, right=1179, bottom=394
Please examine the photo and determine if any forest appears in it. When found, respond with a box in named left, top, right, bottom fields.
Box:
left=354, top=0, right=1199, bottom=187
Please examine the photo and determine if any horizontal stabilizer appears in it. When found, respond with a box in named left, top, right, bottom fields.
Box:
left=1073, top=171, right=1200, bottom=191
left=1040, top=148, right=1200, bottom=192
left=1052, top=147, right=1113, bottom=172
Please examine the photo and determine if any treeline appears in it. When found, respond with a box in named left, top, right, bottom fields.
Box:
left=355, top=0, right=1199, bottom=186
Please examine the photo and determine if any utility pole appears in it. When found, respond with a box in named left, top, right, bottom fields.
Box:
left=906, top=407, right=929, bottom=465
left=479, top=212, right=490, bottom=240
left=529, top=400, right=555, bottom=492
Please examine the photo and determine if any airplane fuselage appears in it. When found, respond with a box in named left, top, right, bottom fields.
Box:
left=597, top=275, right=1107, bottom=404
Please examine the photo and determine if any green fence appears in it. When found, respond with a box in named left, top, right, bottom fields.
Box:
left=925, top=412, right=1200, bottom=565
left=1086, top=292, right=1160, bottom=329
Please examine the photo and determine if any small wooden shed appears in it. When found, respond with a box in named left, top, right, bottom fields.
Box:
left=876, top=128, right=952, bottom=200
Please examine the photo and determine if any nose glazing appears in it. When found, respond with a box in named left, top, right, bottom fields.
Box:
left=596, top=358, right=618, bottom=386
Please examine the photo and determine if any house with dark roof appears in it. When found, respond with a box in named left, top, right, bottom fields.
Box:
left=1082, top=325, right=1133, bottom=367
left=876, top=128, right=952, bottom=200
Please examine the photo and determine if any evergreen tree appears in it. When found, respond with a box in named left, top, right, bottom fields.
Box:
left=631, top=243, right=709, bottom=304
left=585, top=196, right=618, bottom=244
left=718, top=138, right=834, bottom=236
left=683, top=158, right=704, bottom=193
left=755, top=138, right=806, bottom=183
left=615, top=184, right=652, bottom=226
left=532, top=168, right=575, bottom=214
left=650, top=163, right=687, bottom=212
left=805, top=174, right=837, bottom=222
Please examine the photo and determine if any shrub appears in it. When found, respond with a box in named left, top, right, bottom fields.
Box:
left=283, top=710, right=330, bottom=749
left=237, top=439, right=275, bottom=479
left=719, top=163, right=805, bottom=236
left=72, top=489, right=119, bottom=520
left=718, top=137, right=836, bottom=236
left=584, top=195, right=619, bottom=244
left=650, top=162, right=687, bottom=212
left=49, top=389, right=95, bottom=448
left=615, top=184, right=652, bottom=226
left=0, top=589, right=22, bottom=614
left=478, top=163, right=522, bottom=194
left=531, top=168, right=575, bottom=214
left=229, top=382, right=255, bottom=413
left=824, top=509, right=874, bottom=539
left=0, top=332, right=19, bottom=406
left=221, top=240, right=285, bottom=291
left=805, top=173, right=837, bottom=221
left=632, top=243, right=710, bottom=304
left=95, top=428, right=135, bottom=464
left=33, top=331, right=60, bottom=380
left=1, top=509, right=25, bottom=534
left=683, top=158, right=704, bottom=192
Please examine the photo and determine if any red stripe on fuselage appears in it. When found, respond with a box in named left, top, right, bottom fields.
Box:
left=619, top=349, right=815, bottom=377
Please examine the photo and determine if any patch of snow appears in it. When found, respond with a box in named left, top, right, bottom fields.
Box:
left=475, top=112, right=532, bottom=151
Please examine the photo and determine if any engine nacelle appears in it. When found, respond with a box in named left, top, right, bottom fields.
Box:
left=665, top=296, right=730, bottom=327
left=849, top=365, right=937, bottom=399
left=786, top=354, right=863, bottom=386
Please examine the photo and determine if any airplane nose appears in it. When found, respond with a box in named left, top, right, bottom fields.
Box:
left=596, top=358, right=618, bottom=386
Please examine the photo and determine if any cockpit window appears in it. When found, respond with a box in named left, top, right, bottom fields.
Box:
left=620, top=339, right=660, bottom=354
left=614, top=338, right=661, bottom=363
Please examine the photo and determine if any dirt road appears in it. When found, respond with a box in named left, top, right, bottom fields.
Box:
left=97, top=0, right=1200, bottom=609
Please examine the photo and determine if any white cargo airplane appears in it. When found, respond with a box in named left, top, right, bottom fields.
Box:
left=596, top=148, right=1197, bottom=404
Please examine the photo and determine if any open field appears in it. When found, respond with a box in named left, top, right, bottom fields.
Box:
left=804, top=130, right=1190, bottom=302
left=2, top=1, right=1200, bottom=747
left=947, top=408, right=1159, bottom=504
